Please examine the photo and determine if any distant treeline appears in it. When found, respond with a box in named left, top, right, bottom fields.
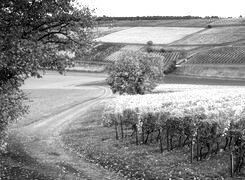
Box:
left=96, top=15, right=219, bottom=21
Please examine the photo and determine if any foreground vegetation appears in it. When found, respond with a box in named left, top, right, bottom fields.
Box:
left=62, top=98, right=243, bottom=179
left=101, top=88, right=245, bottom=177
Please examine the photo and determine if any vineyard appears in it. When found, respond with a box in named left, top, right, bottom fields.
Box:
left=186, top=46, right=245, bottom=64
left=106, top=45, right=181, bottom=66
left=163, top=18, right=216, bottom=27
left=102, top=88, right=245, bottom=177
left=81, top=43, right=124, bottom=62
left=150, top=51, right=180, bottom=65
left=210, top=18, right=245, bottom=26
left=173, top=26, right=245, bottom=45
left=105, top=45, right=144, bottom=62
left=103, top=19, right=180, bottom=27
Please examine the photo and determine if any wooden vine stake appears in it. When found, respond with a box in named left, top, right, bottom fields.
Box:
left=114, top=122, right=119, bottom=140
left=230, top=152, right=234, bottom=177
left=141, top=128, right=145, bottom=144
left=159, top=128, right=163, bottom=153
left=196, top=129, right=200, bottom=161
left=135, top=127, right=139, bottom=145
left=166, top=128, right=170, bottom=151
left=119, top=115, right=124, bottom=139
left=190, top=138, right=194, bottom=163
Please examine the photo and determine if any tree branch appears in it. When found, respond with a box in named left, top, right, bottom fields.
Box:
left=37, top=31, right=67, bottom=41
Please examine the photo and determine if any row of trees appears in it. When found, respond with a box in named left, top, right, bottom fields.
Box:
left=96, top=15, right=219, bottom=22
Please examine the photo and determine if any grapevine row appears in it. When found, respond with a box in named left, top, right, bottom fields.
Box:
left=103, top=90, right=245, bottom=176
left=186, top=46, right=245, bottom=64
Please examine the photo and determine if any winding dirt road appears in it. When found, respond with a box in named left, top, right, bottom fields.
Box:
left=9, top=72, right=124, bottom=180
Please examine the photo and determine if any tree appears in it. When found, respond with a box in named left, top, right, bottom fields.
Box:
left=0, top=0, right=95, bottom=146
left=106, top=51, right=165, bottom=95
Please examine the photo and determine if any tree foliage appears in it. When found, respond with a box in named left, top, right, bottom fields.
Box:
left=106, top=51, right=165, bottom=95
left=0, top=0, right=95, bottom=142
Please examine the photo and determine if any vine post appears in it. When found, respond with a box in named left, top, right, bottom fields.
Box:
left=190, top=137, right=194, bottom=163
left=114, top=122, right=119, bottom=140
left=230, top=152, right=234, bottom=177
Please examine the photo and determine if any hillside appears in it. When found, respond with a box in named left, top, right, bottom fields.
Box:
left=71, top=18, right=245, bottom=78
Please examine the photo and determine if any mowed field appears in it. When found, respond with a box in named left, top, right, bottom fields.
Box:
left=96, top=27, right=203, bottom=44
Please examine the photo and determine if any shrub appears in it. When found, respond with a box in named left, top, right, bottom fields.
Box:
left=160, top=48, right=166, bottom=53
left=163, top=60, right=177, bottom=74
left=146, top=40, right=153, bottom=46
left=206, top=25, right=212, bottom=29
left=106, top=51, right=165, bottom=95
left=146, top=46, right=154, bottom=53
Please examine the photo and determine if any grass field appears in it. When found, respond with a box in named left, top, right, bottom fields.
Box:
left=173, top=26, right=245, bottom=45
left=96, top=27, right=203, bottom=44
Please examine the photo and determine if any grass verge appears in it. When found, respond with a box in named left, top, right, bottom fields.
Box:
left=62, top=102, right=242, bottom=179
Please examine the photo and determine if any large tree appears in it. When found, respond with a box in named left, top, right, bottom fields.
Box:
left=107, top=51, right=165, bottom=95
left=0, top=0, right=95, bottom=145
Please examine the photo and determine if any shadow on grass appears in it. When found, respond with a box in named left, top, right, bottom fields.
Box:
left=0, top=135, right=56, bottom=180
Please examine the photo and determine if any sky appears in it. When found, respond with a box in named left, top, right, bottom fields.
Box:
left=79, top=0, right=244, bottom=18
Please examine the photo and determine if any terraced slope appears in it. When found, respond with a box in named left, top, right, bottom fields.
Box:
left=186, top=46, right=245, bottom=64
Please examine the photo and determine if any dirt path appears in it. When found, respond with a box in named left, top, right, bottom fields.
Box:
left=7, top=72, right=124, bottom=180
